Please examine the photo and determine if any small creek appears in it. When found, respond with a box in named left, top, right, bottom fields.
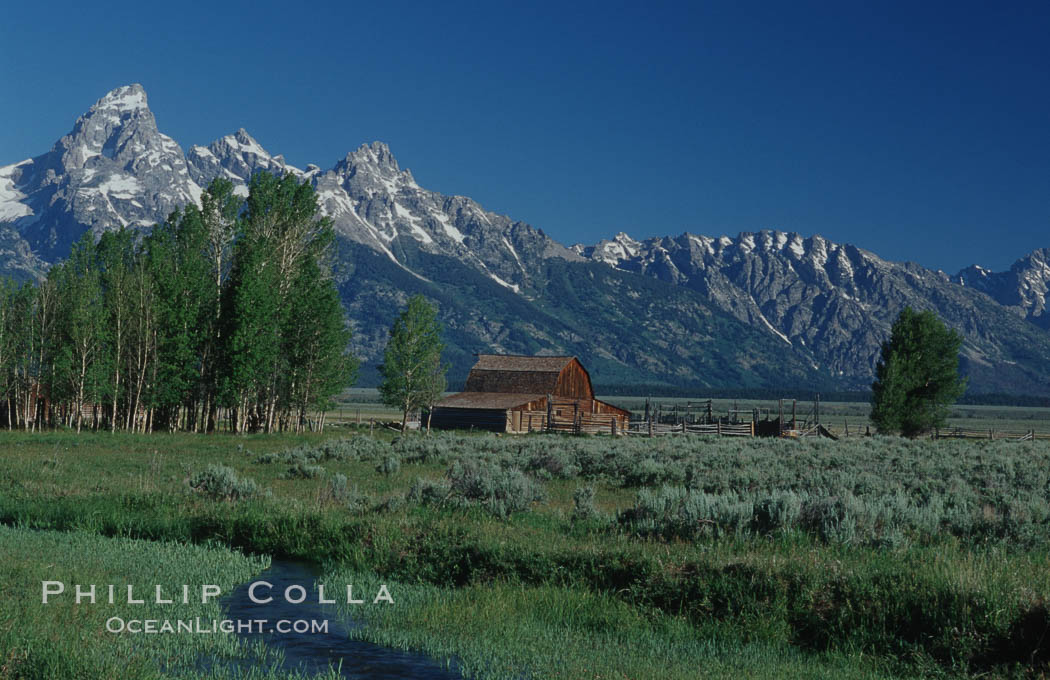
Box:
left=216, top=559, right=463, bottom=679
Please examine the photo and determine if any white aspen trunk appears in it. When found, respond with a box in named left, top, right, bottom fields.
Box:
left=111, top=316, right=121, bottom=433
left=75, top=350, right=88, bottom=434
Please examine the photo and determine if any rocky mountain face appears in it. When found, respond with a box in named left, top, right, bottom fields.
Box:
left=572, top=231, right=1050, bottom=395
left=1, top=84, right=1048, bottom=394
left=1, top=85, right=202, bottom=262
left=956, top=249, right=1050, bottom=330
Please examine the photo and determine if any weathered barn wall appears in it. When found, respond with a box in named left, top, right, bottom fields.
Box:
left=553, top=360, right=594, bottom=400
left=430, top=407, right=510, bottom=432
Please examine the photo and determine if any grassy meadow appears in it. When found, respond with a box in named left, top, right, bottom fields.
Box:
left=0, top=526, right=345, bottom=679
left=2, top=427, right=1050, bottom=678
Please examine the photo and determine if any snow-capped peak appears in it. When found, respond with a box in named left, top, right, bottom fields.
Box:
left=345, top=142, right=401, bottom=176
left=92, top=84, right=150, bottom=114
left=221, top=128, right=271, bottom=159
left=613, top=231, right=640, bottom=253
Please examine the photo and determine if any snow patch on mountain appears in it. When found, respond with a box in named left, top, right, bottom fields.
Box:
left=97, top=175, right=143, bottom=199
left=0, top=161, right=33, bottom=222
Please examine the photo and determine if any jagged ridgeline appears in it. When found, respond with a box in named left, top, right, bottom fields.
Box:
left=0, top=174, right=356, bottom=433
left=2, top=84, right=1050, bottom=395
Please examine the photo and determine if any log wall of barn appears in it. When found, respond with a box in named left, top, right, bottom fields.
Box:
left=430, top=408, right=510, bottom=432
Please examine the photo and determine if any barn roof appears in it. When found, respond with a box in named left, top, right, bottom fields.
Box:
left=470, top=355, right=575, bottom=373
left=465, top=355, right=582, bottom=395
left=434, top=392, right=546, bottom=410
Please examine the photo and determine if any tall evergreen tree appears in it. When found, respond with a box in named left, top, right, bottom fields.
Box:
left=378, top=295, right=447, bottom=432
left=871, top=307, right=968, bottom=437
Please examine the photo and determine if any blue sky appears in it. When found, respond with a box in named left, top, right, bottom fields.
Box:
left=2, top=1, right=1047, bottom=272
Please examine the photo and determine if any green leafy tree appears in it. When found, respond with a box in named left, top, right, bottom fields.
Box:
left=51, top=234, right=107, bottom=432
left=147, top=206, right=214, bottom=431
left=0, top=172, right=354, bottom=434
left=95, top=229, right=135, bottom=432
left=378, top=295, right=447, bottom=432
left=199, top=177, right=242, bottom=432
left=871, top=307, right=967, bottom=437
left=282, top=255, right=357, bottom=432
left=0, top=278, right=24, bottom=428
left=218, top=171, right=340, bottom=432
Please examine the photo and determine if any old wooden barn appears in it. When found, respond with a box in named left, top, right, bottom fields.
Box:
left=430, top=354, right=630, bottom=434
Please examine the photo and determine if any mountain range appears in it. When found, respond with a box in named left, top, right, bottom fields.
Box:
left=2, top=84, right=1049, bottom=395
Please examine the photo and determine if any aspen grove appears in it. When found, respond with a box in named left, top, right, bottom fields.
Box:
left=0, top=174, right=357, bottom=433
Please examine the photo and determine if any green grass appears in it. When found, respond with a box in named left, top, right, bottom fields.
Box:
left=328, top=569, right=902, bottom=680
left=3, top=430, right=1050, bottom=678
left=0, top=526, right=343, bottom=679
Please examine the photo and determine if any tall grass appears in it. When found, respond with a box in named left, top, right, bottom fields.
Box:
left=3, top=430, right=1050, bottom=677
left=0, top=526, right=343, bottom=679
left=326, top=568, right=899, bottom=680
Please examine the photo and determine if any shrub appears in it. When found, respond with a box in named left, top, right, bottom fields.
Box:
left=572, top=486, right=599, bottom=522
left=620, top=487, right=754, bottom=540
left=622, top=458, right=686, bottom=487
left=751, top=491, right=803, bottom=534
left=322, top=474, right=351, bottom=504
left=345, top=485, right=372, bottom=513
left=799, top=494, right=865, bottom=544
left=447, top=461, right=546, bottom=518
left=407, top=477, right=452, bottom=506
left=188, top=465, right=260, bottom=501
left=376, top=494, right=407, bottom=513
left=281, top=463, right=325, bottom=480
left=528, top=451, right=581, bottom=480
left=376, top=455, right=401, bottom=477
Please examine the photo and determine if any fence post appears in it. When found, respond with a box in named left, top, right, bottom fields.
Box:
left=717, top=421, right=722, bottom=436
left=648, top=416, right=654, bottom=438
left=750, top=420, right=755, bottom=437
left=369, top=418, right=374, bottom=437
left=989, top=429, right=993, bottom=440
left=611, top=416, right=616, bottom=436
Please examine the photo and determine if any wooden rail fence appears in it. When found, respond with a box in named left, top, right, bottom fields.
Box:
left=931, top=427, right=1048, bottom=441
left=519, top=411, right=627, bottom=435
left=625, top=420, right=755, bottom=438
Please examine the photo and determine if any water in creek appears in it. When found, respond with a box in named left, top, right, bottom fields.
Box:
left=216, top=559, right=463, bottom=679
